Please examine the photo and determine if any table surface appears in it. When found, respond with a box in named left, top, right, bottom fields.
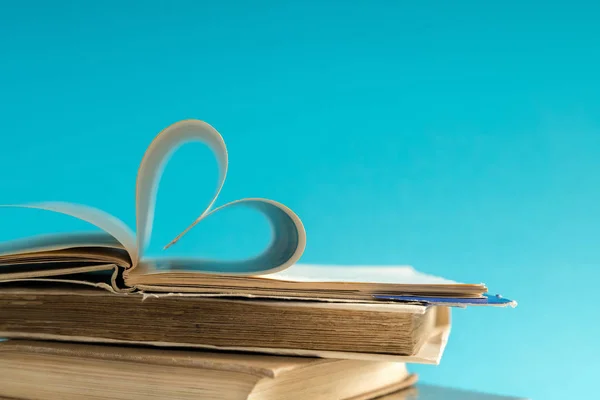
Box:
left=379, top=384, right=528, bottom=400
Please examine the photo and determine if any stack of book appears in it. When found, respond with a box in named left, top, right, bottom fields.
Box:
left=0, top=120, right=515, bottom=399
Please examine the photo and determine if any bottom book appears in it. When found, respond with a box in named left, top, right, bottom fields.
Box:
left=0, top=340, right=416, bottom=400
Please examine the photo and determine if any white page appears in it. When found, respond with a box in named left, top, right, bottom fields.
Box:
left=264, top=264, right=460, bottom=285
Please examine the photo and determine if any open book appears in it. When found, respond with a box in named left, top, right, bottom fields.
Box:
left=0, top=119, right=489, bottom=301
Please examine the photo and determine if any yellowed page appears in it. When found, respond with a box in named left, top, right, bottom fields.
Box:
left=0, top=340, right=328, bottom=378
left=0, top=303, right=450, bottom=364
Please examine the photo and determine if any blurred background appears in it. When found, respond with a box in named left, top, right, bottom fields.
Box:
left=1, top=1, right=599, bottom=399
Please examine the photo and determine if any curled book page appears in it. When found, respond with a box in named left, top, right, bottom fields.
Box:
left=135, top=198, right=305, bottom=275
left=133, top=119, right=306, bottom=275
left=0, top=202, right=138, bottom=265
left=0, top=119, right=306, bottom=279
left=134, top=119, right=228, bottom=253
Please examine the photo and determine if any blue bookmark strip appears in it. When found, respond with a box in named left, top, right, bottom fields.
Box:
left=372, top=293, right=517, bottom=307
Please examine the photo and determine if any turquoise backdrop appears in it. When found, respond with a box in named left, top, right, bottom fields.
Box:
left=1, top=2, right=599, bottom=399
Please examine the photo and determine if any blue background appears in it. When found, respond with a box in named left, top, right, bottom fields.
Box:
left=1, top=1, right=599, bottom=399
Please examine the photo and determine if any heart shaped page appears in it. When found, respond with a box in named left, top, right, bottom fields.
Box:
left=0, top=120, right=306, bottom=276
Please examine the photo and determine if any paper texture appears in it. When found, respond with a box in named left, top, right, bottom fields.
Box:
left=0, top=298, right=450, bottom=364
